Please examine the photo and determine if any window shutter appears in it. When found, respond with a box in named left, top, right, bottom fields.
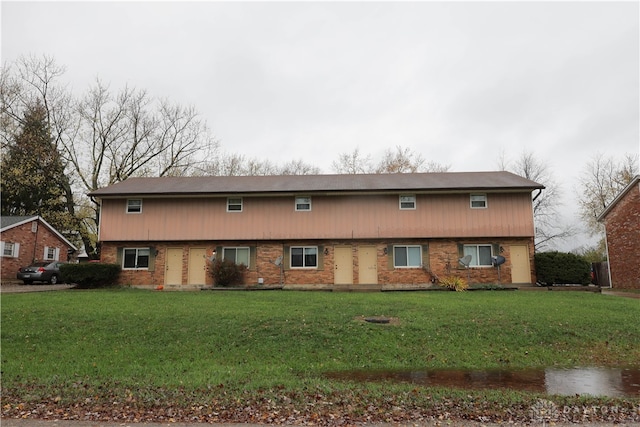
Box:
left=54, top=247, right=60, bottom=261
left=249, top=246, right=257, bottom=271
left=317, top=245, right=324, bottom=271
left=43, top=246, right=49, bottom=260
left=283, top=246, right=290, bottom=270
left=387, top=245, right=394, bottom=269
left=14, top=243, right=20, bottom=257
left=421, top=244, right=430, bottom=270
left=116, top=248, right=123, bottom=267
left=0, top=242, right=4, bottom=255
left=148, top=247, right=156, bottom=272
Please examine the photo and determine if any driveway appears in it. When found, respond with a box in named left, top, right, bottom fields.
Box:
left=0, top=283, right=76, bottom=293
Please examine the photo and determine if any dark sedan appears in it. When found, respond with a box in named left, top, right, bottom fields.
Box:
left=17, top=261, right=66, bottom=285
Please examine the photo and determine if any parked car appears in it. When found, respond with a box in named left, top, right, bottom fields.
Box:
left=17, top=261, right=66, bottom=285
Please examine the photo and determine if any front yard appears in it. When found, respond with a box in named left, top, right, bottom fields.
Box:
left=2, top=289, right=639, bottom=424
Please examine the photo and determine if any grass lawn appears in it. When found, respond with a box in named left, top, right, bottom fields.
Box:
left=2, top=289, right=639, bottom=423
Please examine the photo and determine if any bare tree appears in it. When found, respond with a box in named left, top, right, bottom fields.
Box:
left=499, top=150, right=575, bottom=250
left=333, top=146, right=449, bottom=174
left=577, top=152, right=638, bottom=235
left=1, top=55, right=215, bottom=257
left=331, top=147, right=373, bottom=174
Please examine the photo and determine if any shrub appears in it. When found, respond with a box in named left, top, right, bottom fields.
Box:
left=209, top=259, right=247, bottom=287
left=60, top=263, right=121, bottom=289
left=535, top=251, right=591, bottom=286
left=439, top=275, right=468, bottom=292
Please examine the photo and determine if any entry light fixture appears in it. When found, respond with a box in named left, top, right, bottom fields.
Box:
left=383, top=247, right=388, bottom=255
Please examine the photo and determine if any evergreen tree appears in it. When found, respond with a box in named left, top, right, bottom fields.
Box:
left=1, top=103, right=75, bottom=238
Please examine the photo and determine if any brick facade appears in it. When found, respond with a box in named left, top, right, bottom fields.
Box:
left=601, top=180, right=640, bottom=289
left=1, top=218, right=77, bottom=281
left=100, top=237, right=535, bottom=288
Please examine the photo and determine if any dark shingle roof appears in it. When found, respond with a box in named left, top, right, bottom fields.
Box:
left=89, top=171, right=544, bottom=197
left=1, top=215, right=38, bottom=230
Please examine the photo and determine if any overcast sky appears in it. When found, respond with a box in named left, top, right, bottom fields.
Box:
left=2, top=1, right=639, bottom=251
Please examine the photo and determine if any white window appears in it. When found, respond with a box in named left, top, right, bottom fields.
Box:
left=43, top=246, right=60, bottom=261
left=127, top=199, right=143, bottom=213
left=394, top=245, right=422, bottom=268
left=222, top=247, right=250, bottom=267
left=1, top=241, right=19, bottom=257
left=399, top=195, right=416, bottom=210
left=464, top=244, right=493, bottom=266
left=470, top=194, right=487, bottom=209
left=227, top=197, right=243, bottom=212
left=123, top=248, right=150, bottom=269
left=295, top=196, right=312, bottom=211
left=290, top=246, right=317, bottom=268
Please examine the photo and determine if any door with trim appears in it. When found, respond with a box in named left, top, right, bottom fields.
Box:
left=165, top=248, right=183, bottom=286
left=510, top=245, right=531, bottom=283
left=188, top=247, right=207, bottom=285
left=358, top=245, right=378, bottom=284
left=334, top=246, right=353, bottom=285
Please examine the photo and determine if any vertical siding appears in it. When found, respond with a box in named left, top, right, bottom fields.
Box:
left=98, top=192, right=535, bottom=241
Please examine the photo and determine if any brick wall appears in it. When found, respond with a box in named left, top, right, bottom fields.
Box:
left=101, top=237, right=536, bottom=288
left=603, top=184, right=640, bottom=289
left=1, top=219, right=75, bottom=280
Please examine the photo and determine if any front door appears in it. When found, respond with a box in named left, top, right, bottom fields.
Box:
left=510, top=245, right=532, bottom=283
left=188, top=248, right=207, bottom=285
left=358, top=245, right=378, bottom=284
left=165, top=248, right=183, bottom=286
left=334, top=246, right=353, bottom=285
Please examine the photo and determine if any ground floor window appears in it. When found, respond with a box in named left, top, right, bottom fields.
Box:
left=394, top=245, right=422, bottom=267
left=291, top=246, right=317, bottom=268
left=123, top=248, right=150, bottom=269
left=44, top=246, right=60, bottom=261
left=463, top=244, right=493, bottom=266
left=223, top=247, right=250, bottom=267
left=1, top=241, right=18, bottom=257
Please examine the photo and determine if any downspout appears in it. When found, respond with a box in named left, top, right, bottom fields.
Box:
left=532, top=188, right=543, bottom=203
left=602, top=228, right=612, bottom=288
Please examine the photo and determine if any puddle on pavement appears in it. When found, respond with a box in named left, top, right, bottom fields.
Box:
left=325, top=367, right=640, bottom=397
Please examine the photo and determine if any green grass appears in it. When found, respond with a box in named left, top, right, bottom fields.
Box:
left=2, top=290, right=639, bottom=421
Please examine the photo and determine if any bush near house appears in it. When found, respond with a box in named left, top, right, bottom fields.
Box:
left=534, top=251, right=591, bottom=286
left=60, top=263, right=120, bottom=288
left=209, top=259, right=247, bottom=287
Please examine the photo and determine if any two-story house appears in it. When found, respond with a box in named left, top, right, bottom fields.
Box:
left=89, top=171, right=544, bottom=289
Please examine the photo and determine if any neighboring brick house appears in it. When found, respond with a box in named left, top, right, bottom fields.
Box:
left=89, top=172, right=543, bottom=290
left=1, top=216, right=78, bottom=281
left=597, top=175, right=640, bottom=290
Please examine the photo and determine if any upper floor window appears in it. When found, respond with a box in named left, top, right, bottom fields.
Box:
left=463, top=244, right=493, bottom=267
left=290, top=246, right=317, bottom=268
left=399, top=195, right=416, bottom=210
left=295, top=196, right=312, bottom=211
left=1, top=241, right=19, bottom=257
left=127, top=199, right=142, bottom=213
left=227, top=197, right=243, bottom=212
left=123, top=248, right=150, bottom=269
left=470, top=194, right=487, bottom=209
left=44, top=246, right=60, bottom=261
left=394, top=245, right=422, bottom=268
left=223, top=247, right=250, bottom=267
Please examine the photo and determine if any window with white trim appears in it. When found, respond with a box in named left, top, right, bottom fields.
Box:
left=123, top=248, right=150, bottom=269
left=44, top=246, right=60, bottom=261
left=463, top=244, right=493, bottom=266
left=222, top=247, right=250, bottom=267
left=394, top=245, right=422, bottom=267
left=1, top=241, right=19, bottom=257
left=295, top=196, right=312, bottom=211
left=127, top=199, right=143, bottom=213
left=399, top=195, right=416, bottom=210
left=290, top=246, right=317, bottom=268
left=227, top=197, right=243, bottom=212
left=470, top=194, right=487, bottom=209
